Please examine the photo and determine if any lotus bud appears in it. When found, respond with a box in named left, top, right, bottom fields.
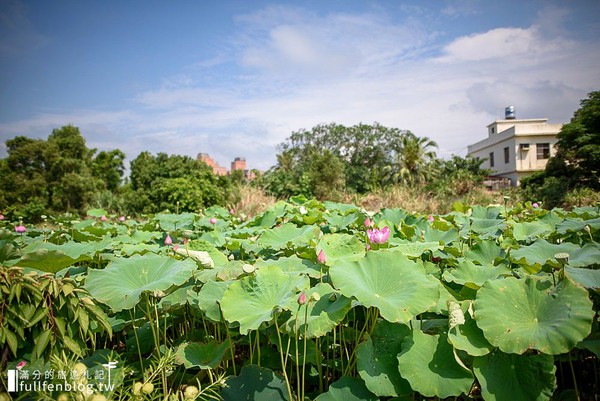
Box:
left=298, top=292, right=307, bottom=305
left=119, top=216, right=125, bottom=222
left=363, top=217, right=373, bottom=227
left=229, top=208, right=235, bottom=214
left=0, top=214, right=4, bottom=220
left=209, top=217, right=217, bottom=225
left=101, top=215, right=107, bottom=221
left=164, top=235, right=173, bottom=246
left=173, top=244, right=179, bottom=251
left=16, top=361, right=27, bottom=370
left=428, top=214, right=434, bottom=222
left=317, top=249, right=326, bottom=264
left=532, top=202, right=539, bottom=208
left=14, top=225, right=26, bottom=233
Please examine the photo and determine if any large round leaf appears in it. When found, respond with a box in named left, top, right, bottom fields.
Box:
left=257, top=223, right=318, bottom=250
left=85, top=253, right=198, bottom=312
left=442, top=259, right=511, bottom=288
left=220, top=265, right=309, bottom=334
left=397, top=330, right=473, bottom=398
left=175, top=340, right=231, bottom=369
left=473, top=276, right=594, bottom=354
left=474, top=350, right=556, bottom=401
left=283, top=283, right=352, bottom=338
left=314, top=376, right=378, bottom=401
left=330, top=250, right=439, bottom=323
left=316, top=234, right=365, bottom=266
left=356, top=320, right=412, bottom=397
left=510, top=239, right=579, bottom=273
left=189, top=280, right=232, bottom=322
left=221, top=365, right=290, bottom=401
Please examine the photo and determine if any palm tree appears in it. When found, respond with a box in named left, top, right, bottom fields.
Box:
left=397, top=133, right=438, bottom=184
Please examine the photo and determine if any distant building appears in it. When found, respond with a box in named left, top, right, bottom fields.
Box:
left=197, top=153, right=256, bottom=179
left=467, top=107, right=562, bottom=186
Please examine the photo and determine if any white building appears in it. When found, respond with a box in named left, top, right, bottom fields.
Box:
left=467, top=107, right=562, bottom=186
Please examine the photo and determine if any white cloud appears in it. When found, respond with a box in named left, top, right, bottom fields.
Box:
left=2, top=4, right=599, bottom=171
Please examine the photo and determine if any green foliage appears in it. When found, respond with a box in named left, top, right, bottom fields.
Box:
left=260, top=123, right=439, bottom=198
left=127, top=151, right=230, bottom=213
left=0, top=266, right=112, bottom=369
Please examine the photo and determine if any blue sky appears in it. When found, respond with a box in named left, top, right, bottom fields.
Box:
left=1, top=0, right=599, bottom=171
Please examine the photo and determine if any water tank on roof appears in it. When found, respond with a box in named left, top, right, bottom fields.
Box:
left=505, top=106, right=516, bottom=119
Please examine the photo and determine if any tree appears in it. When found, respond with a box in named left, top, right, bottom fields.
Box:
left=396, top=133, right=438, bottom=184
left=127, top=152, right=229, bottom=213
left=267, top=123, right=414, bottom=196
left=552, top=91, right=600, bottom=189
left=92, top=149, right=126, bottom=191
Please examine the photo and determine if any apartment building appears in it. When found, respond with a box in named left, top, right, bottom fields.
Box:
left=467, top=107, right=562, bottom=186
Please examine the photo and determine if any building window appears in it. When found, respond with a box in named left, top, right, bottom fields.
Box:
left=537, top=143, right=550, bottom=159
left=489, top=152, right=494, bottom=167
left=491, top=127, right=495, bottom=134
left=504, top=147, right=510, bottom=163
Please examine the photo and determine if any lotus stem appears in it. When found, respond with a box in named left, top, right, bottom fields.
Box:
left=568, top=352, right=581, bottom=401
left=274, top=311, right=294, bottom=401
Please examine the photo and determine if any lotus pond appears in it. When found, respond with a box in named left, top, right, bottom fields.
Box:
left=0, top=198, right=599, bottom=400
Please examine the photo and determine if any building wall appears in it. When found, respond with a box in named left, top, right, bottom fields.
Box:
left=467, top=118, right=561, bottom=186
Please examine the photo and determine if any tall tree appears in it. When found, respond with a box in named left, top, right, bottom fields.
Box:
left=92, top=149, right=126, bottom=191
left=396, top=133, right=438, bottom=184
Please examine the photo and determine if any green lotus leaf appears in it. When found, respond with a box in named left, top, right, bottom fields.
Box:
left=448, top=310, right=493, bottom=356
left=283, top=283, right=352, bottom=338
left=86, top=208, right=108, bottom=218
left=397, top=330, right=473, bottom=398
left=422, top=225, right=459, bottom=245
left=356, top=320, right=412, bottom=397
left=220, top=265, right=309, bottom=334
left=324, top=212, right=358, bottom=230
left=556, top=217, right=600, bottom=234
left=255, top=255, right=321, bottom=279
left=85, top=253, right=198, bottom=312
left=316, top=234, right=365, bottom=266
left=16, top=241, right=106, bottom=273
left=565, top=266, right=600, bottom=289
left=568, top=242, right=600, bottom=268
left=188, top=280, right=232, bottom=322
left=510, top=239, right=579, bottom=273
left=330, top=250, right=439, bottom=323
left=442, top=259, right=511, bottom=288
left=314, top=376, right=378, bottom=401
left=120, top=243, right=160, bottom=256
left=511, top=221, right=554, bottom=242
left=474, top=350, right=556, bottom=401
left=469, top=218, right=506, bottom=237
left=221, top=365, right=290, bottom=401
left=186, top=239, right=229, bottom=266
left=323, top=201, right=360, bottom=215
left=387, top=240, right=442, bottom=258
left=473, top=276, right=594, bottom=354
left=175, top=340, right=231, bottom=369
left=257, top=223, right=319, bottom=250
left=464, top=240, right=505, bottom=265
left=155, top=212, right=196, bottom=231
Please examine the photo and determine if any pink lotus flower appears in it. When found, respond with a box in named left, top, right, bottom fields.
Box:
left=209, top=217, right=217, bottom=225
left=173, top=244, right=179, bottom=251
left=14, top=225, right=26, bottom=234
left=164, top=235, right=173, bottom=246
left=0, top=214, right=4, bottom=220
left=317, top=249, right=326, bottom=264
left=101, top=215, right=107, bottom=221
left=532, top=202, right=539, bottom=208
left=16, top=361, right=27, bottom=370
left=364, top=218, right=373, bottom=227
left=297, top=292, right=307, bottom=305
left=367, top=226, right=390, bottom=244
left=428, top=214, right=434, bottom=222
left=119, top=216, right=125, bottom=222
left=229, top=208, right=235, bottom=214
